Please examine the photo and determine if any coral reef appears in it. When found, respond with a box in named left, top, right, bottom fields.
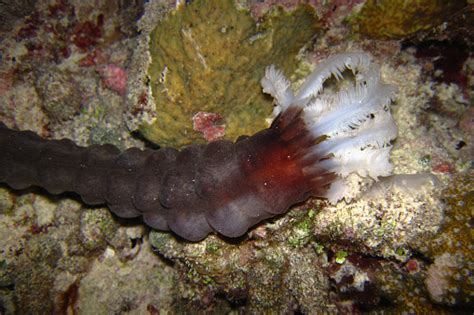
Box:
left=0, top=0, right=472, bottom=313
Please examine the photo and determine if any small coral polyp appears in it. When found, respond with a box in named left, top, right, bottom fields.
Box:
left=262, top=52, right=398, bottom=203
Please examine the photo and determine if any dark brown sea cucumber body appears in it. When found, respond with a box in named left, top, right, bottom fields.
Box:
left=0, top=107, right=333, bottom=241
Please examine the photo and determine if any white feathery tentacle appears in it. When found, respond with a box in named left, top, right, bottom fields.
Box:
left=295, top=52, right=372, bottom=101
left=261, top=52, right=398, bottom=204
left=260, top=65, right=295, bottom=115
left=307, top=84, right=396, bottom=138
left=313, top=113, right=397, bottom=156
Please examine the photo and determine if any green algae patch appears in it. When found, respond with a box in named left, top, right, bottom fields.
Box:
left=143, top=0, right=319, bottom=147
left=349, top=0, right=467, bottom=39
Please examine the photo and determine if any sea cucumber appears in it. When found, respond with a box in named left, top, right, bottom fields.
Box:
left=0, top=52, right=397, bottom=241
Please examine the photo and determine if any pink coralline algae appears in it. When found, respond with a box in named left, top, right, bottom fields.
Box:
left=192, top=111, right=226, bottom=142
left=97, top=64, right=127, bottom=96
left=405, top=259, right=420, bottom=273
left=432, top=161, right=455, bottom=174
left=78, top=49, right=109, bottom=68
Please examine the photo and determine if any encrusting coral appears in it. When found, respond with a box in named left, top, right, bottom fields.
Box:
left=141, top=0, right=319, bottom=147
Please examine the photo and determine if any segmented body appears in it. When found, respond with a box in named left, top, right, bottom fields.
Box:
left=0, top=107, right=331, bottom=241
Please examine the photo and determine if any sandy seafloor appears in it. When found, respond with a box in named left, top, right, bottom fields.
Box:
left=0, top=0, right=472, bottom=313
